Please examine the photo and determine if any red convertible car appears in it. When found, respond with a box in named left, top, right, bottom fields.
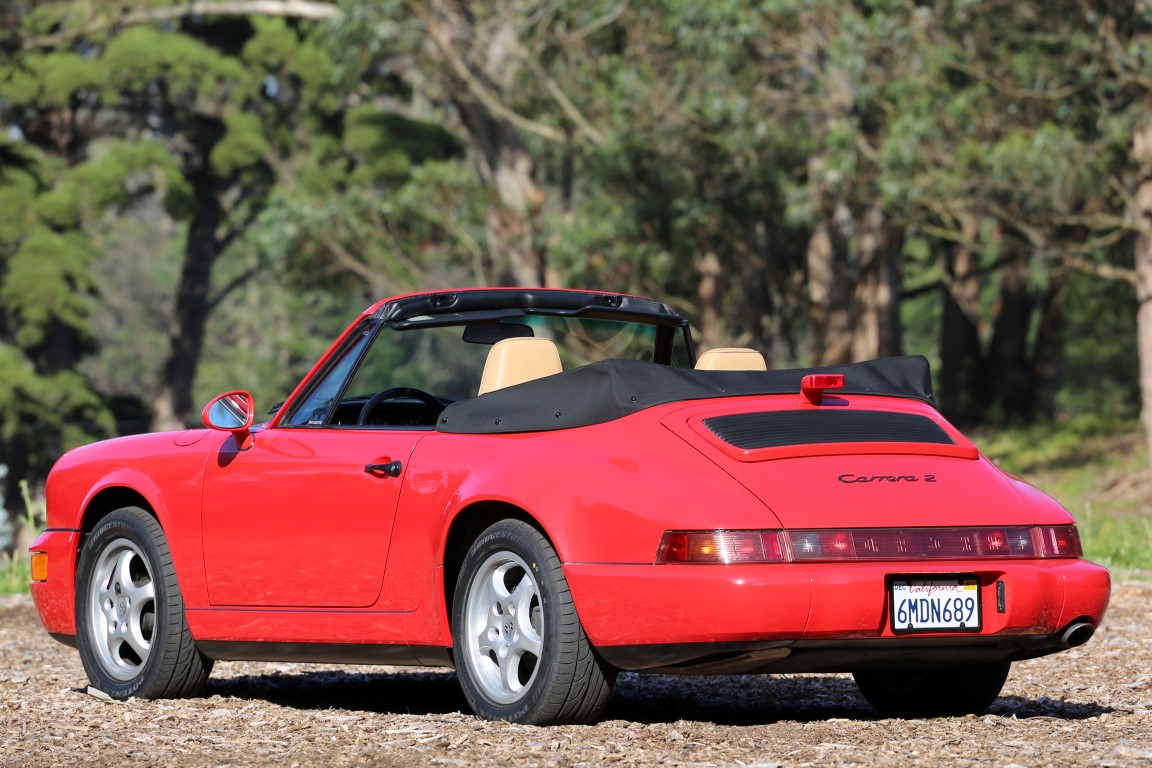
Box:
left=30, top=288, right=1109, bottom=724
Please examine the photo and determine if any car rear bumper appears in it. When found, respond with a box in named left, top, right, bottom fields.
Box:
left=565, top=558, right=1110, bottom=672
left=28, top=528, right=81, bottom=638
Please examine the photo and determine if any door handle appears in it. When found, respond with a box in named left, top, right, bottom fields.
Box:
left=364, top=461, right=402, bottom=477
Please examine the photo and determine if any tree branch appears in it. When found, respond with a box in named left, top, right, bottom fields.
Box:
left=1061, top=254, right=1138, bottom=286
left=206, top=258, right=267, bottom=312
left=543, top=76, right=607, bottom=147
left=564, top=0, right=630, bottom=43
left=26, top=1, right=342, bottom=51
left=402, top=0, right=566, bottom=144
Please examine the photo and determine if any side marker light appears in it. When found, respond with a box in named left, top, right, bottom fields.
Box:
left=30, top=552, right=48, bottom=582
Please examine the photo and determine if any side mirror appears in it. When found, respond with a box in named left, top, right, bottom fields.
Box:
left=201, top=391, right=256, bottom=449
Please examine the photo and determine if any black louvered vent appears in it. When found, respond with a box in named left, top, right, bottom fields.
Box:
left=703, top=410, right=955, bottom=450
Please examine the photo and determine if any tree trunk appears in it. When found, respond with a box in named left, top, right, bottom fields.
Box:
left=695, top=249, right=722, bottom=352
left=1130, top=121, right=1152, bottom=468
left=460, top=112, right=546, bottom=287
left=414, top=0, right=552, bottom=288
left=851, top=204, right=903, bottom=361
left=1135, top=180, right=1152, bottom=465
left=150, top=173, right=224, bottom=431
left=807, top=203, right=855, bottom=365
left=1031, top=270, right=1067, bottom=422
left=986, top=253, right=1034, bottom=423
left=939, top=215, right=983, bottom=426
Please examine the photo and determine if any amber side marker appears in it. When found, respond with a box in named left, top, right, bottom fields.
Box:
left=30, top=552, right=48, bottom=582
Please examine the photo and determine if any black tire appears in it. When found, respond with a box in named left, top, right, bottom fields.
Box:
left=75, top=507, right=212, bottom=699
left=853, top=661, right=1011, bottom=717
left=451, top=519, right=614, bottom=724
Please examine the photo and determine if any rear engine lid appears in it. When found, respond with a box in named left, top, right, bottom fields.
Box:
left=661, top=398, right=1034, bottom=529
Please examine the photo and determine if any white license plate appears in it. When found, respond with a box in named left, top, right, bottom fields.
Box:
left=890, top=576, right=981, bottom=634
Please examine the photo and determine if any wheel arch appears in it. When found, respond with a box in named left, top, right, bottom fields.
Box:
left=79, top=487, right=158, bottom=535
left=441, top=501, right=547, bottom=633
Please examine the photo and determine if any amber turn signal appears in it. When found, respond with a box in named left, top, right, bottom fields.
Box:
left=30, top=552, right=48, bottom=582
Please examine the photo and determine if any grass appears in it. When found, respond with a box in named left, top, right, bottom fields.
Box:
left=976, top=415, right=1152, bottom=571
left=0, top=551, right=32, bottom=595
left=0, top=480, right=43, bottom=596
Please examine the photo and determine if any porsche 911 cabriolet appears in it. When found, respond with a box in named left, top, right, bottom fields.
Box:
left=30, top=288, right=1110, bottom=724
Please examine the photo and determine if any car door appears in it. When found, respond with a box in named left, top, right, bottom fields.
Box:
left=200, top=425, right=425, bottom=608
left=199, top=317, right=475, bottom=609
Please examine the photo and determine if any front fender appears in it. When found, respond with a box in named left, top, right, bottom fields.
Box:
left=45, top=431, right=221, bottom=610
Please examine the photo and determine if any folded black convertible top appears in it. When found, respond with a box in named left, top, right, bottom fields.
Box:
left=437, top=355, right=935, bottom=435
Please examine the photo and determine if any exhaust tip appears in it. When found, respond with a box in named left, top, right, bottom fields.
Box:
left=1060, top=621, right=1095, bottom=648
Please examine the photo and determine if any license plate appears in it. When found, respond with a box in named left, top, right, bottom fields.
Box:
left=890, top=576, right=981, bottom=634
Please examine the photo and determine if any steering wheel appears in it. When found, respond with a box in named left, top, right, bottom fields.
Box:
left=358, top=387, right=445, bottom=425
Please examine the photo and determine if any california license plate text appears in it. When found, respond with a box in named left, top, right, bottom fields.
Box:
left=891, top=577, right=981, bottom=633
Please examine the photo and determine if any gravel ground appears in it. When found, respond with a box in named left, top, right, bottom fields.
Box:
left=2, top=578, right=1151, bottom=767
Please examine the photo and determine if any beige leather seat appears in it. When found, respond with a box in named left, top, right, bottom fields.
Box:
left=478, top=337, right=564, bottom=395
left=694, top=347, right=767, bottom=371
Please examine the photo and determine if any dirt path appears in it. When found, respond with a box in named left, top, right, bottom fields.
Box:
left=2, top=579, right=1151, bottom=767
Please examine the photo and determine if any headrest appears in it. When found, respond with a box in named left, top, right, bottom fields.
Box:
left=694, top=347, right=768, bottom=371
left=478, top=338, right=564, bottom=395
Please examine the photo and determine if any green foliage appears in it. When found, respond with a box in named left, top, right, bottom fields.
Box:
left=245, top=17, right=335, bottom=108
left=0, top=551, right=33, bottom=595
left=0, top=228, right=96, bottom=349
left=1060, top=272, right=1140, bottom=419
left=35, top=140, right=195, bottom=227
left=1079, top=510, right=1152, bottom=571
left=210, top=111, right=273, bottom=176
left=343, top=106, right=461, bottom=183
left=100, top=26, right=251, bottom=103
left=0, top=143, right=42, bottom=241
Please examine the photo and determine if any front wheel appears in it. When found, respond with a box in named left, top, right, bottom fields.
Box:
left=75, top=507, right=212, bottom=699
left=452, top=520, right=614, bottom=724
left=853, top=661, right=1011, bottom=717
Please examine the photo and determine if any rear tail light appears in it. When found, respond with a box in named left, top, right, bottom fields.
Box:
left=1037, top=525, right=1082, bottom=557
left=656, top=525, right=1083, bottom=564
left=656, top=530, right=786, bottom=564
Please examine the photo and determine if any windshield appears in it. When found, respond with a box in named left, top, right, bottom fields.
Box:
left=281, top=311, right=693, bottom=429
left=515, top=316, right=692, bottom=368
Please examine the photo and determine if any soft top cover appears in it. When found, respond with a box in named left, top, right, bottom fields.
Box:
left=437, top=355, right=934, bottom=435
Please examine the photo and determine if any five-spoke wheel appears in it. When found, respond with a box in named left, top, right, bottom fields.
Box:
left=452, top=520, right=614, bottom=724
left=85, top=537, right=156, bottom=681
left=75, top=507, right=212, bottom=699
left=461, top=550, right=545, bottom=704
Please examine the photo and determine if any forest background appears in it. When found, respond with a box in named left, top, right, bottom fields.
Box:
left=2, top=0, right=1152, bottom=566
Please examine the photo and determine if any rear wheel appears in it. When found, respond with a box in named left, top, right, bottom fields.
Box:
left=75, top=507, right=212, bottom=699
left=853, top=661, right=1011, bottom=717
left=452, top=519, right=614, bottom=724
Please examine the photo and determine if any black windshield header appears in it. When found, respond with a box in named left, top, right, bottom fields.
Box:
left=376, top=289, right=688, bottom=329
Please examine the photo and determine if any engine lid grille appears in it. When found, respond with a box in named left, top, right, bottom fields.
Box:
left=703, top=410, right=955, bottom=450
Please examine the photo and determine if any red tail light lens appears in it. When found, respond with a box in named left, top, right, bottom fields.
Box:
left=656, top=525, right=1083, bottom=563
left=1037, top=525, right=1082, bottom=557
left=788, top=527, right=1038, bottom=560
